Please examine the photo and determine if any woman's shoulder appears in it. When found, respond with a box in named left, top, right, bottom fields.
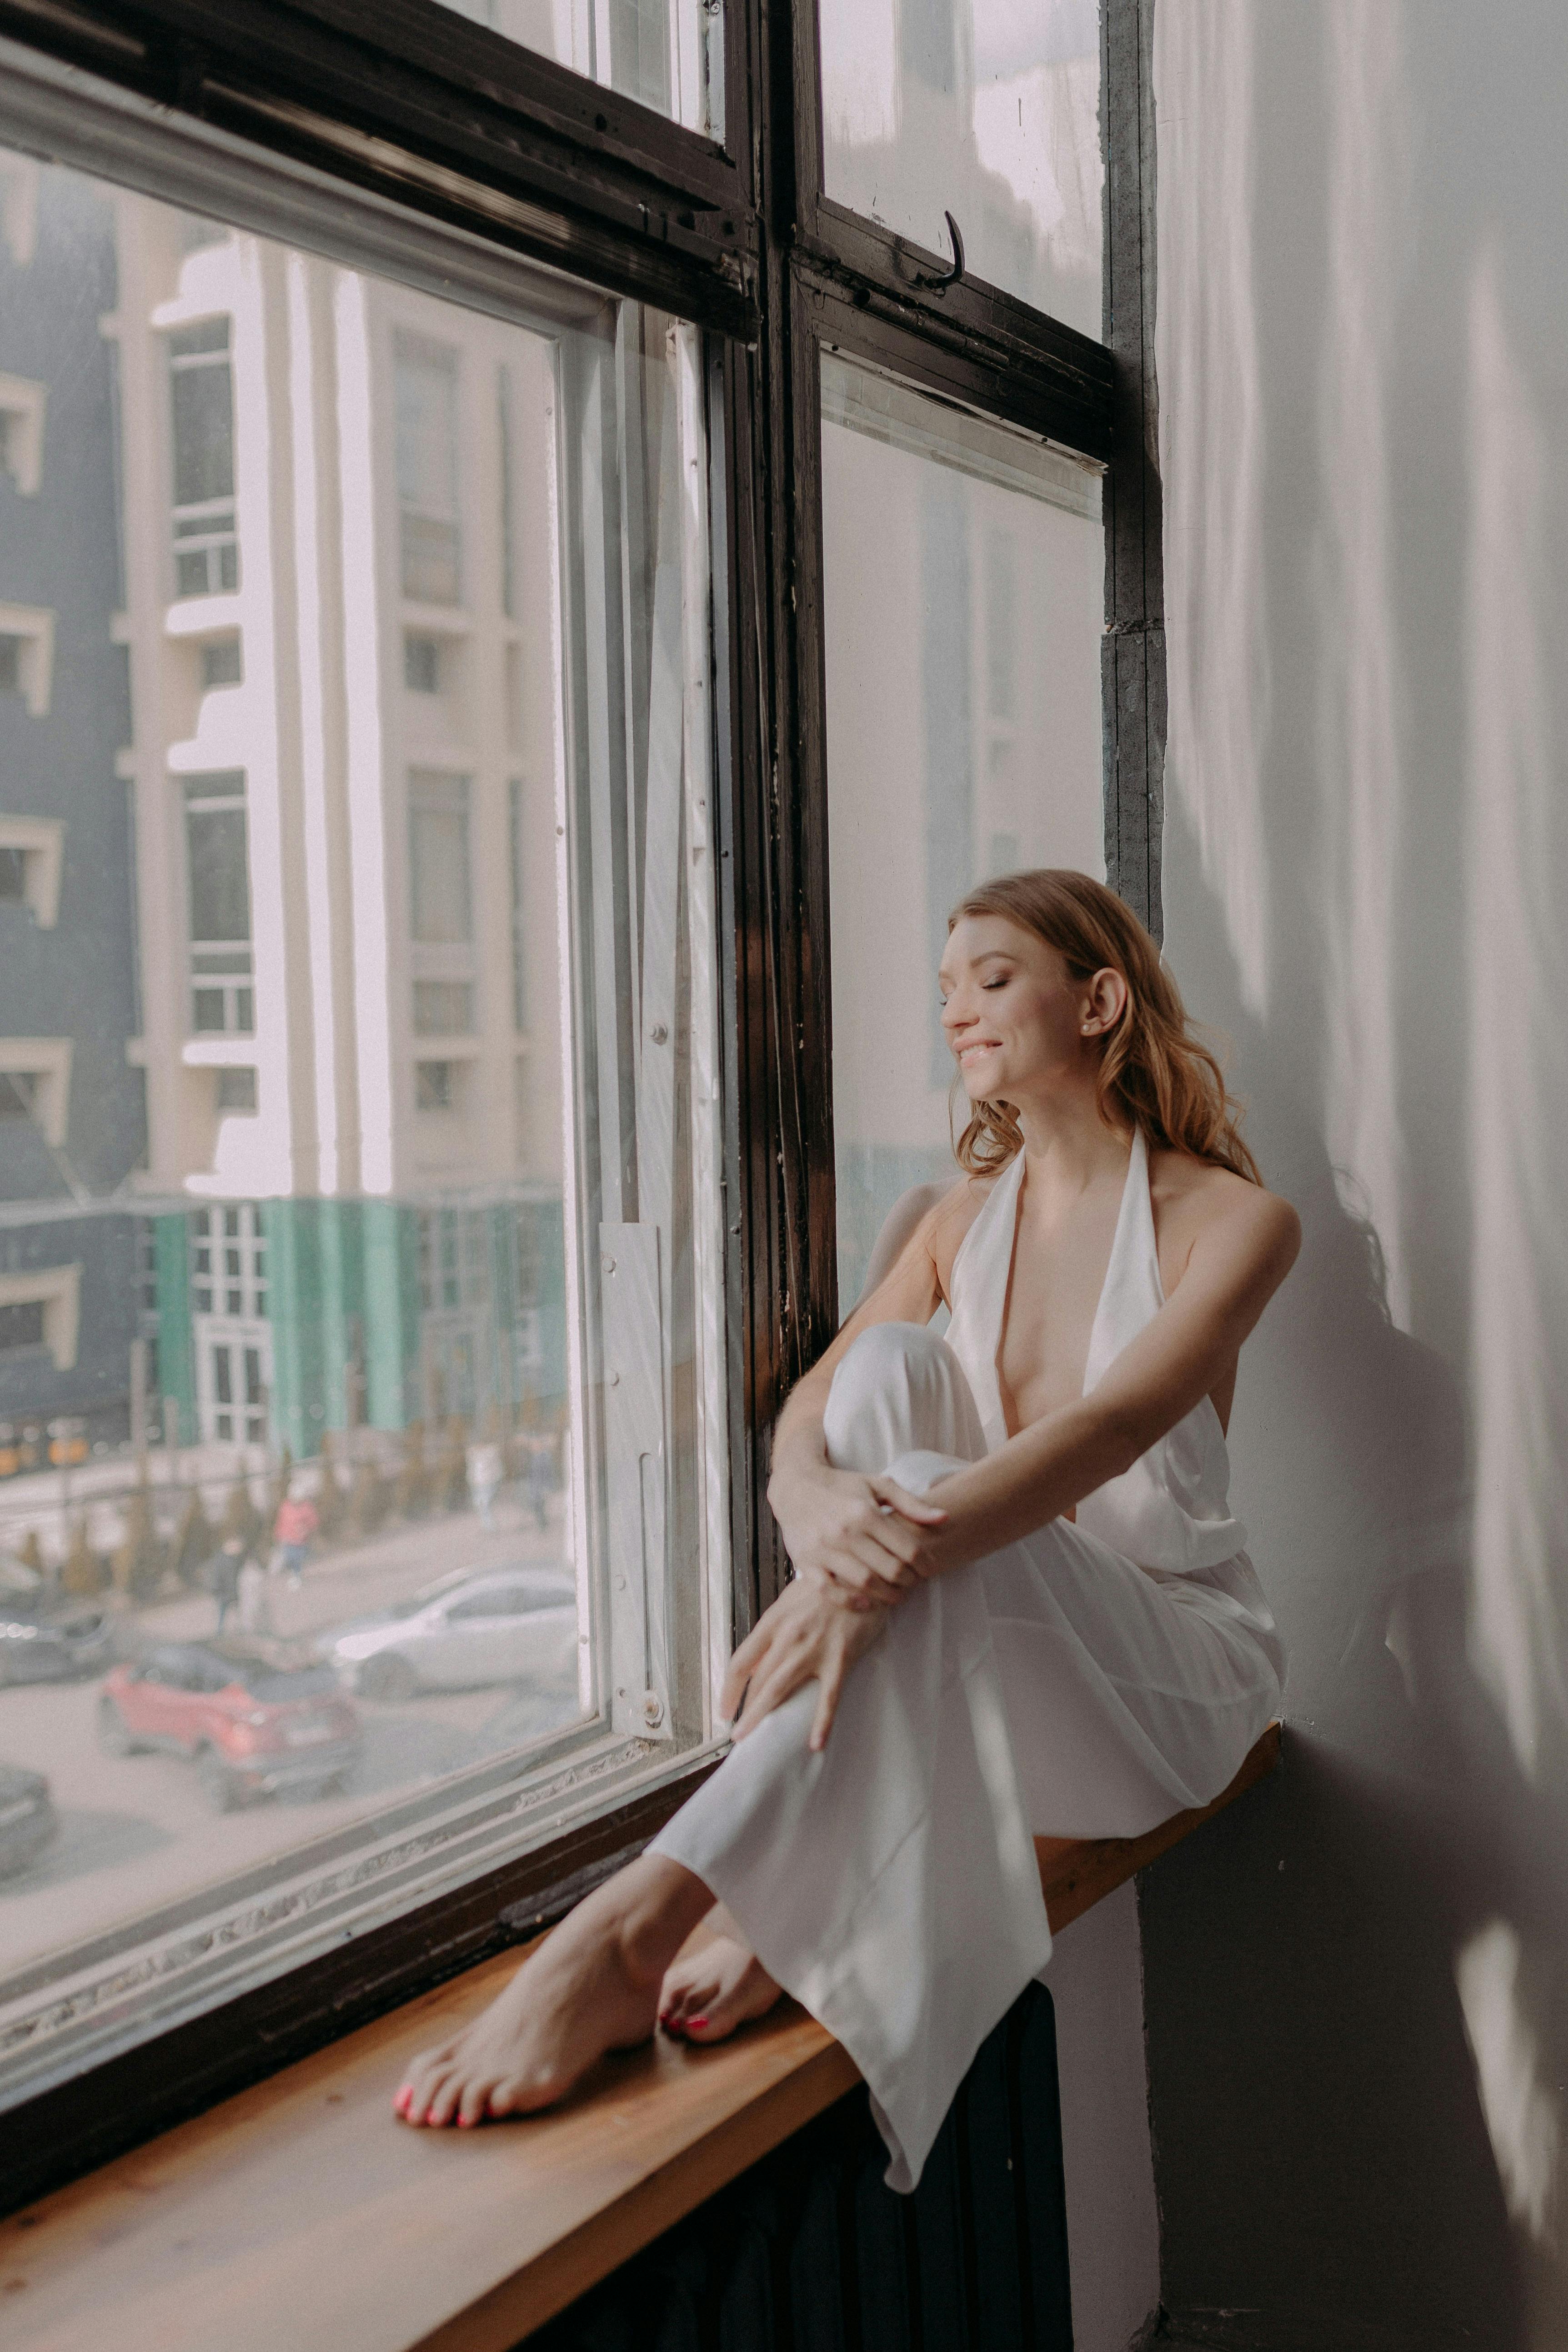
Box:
left=1149, top=1146, right=1301, bottom=1277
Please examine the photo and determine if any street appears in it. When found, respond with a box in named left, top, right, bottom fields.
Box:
left=0, top=1491, right=582, bottom=1980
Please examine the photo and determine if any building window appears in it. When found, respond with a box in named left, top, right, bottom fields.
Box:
left=0, top=815, right=65, bottom=926
left=408, top=771, right=471, bottom=943
left=394, top=333, right=461, bottom=604
left=183, top=770, right=253, bottom=1033
left=0, top=1264, right=80, bottom=1368
left=403, top=631, right=441, bottom=692
left=200, top=634, right=242, bottom=688
left=168, top=317, right=238, bottom=597
left=0, top=1299, right=46, bottom=1353
left=0, top=605, right=55, bottom=714
left=412, top=980, right=474, bottom=1035
left=408, top=768, right=475, bottom=1056
left=415, top=1058, right=458, bottom=1112
left=0, top=1039, right=71, bottom=1144
left=0, top=372, right=46, bottom=494
left=207, top=1200, right=270, bottom=1316
left=215, top=1066, right=257, bottom=1112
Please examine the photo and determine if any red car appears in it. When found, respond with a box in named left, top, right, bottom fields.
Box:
left=98, top=1639, right=361, bottom=1811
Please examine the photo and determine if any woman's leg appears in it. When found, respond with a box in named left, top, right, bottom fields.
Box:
left=649, top=1326, right=1044, bottom=2190
left=400, top=1324, right=993, bottom=2149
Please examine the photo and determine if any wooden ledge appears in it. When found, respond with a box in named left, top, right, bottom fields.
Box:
left=1035, top=1718, right=1282, bottom=1931
left=0, top=1725, right=1280, bottom=2352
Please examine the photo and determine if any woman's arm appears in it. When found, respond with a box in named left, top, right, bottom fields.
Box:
left=826, top=1183, right=1302, bottom=1594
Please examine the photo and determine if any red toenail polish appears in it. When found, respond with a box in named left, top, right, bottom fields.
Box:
left=458, top=2116, right=473, bottom=2128
left=690, top=2016, right=708, bottom=2031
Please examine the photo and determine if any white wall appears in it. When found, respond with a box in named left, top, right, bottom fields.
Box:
left=1144, top=4, right=1568, bottom=2345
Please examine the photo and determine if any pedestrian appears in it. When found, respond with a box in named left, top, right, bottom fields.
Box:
left=273, top=1486, right=319, bottom=1589
left=202, top=1535, right=245, bottom=1633
left=466, top=1438, right=504, bottom=1530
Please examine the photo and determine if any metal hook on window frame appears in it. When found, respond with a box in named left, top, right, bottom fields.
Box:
left=912, top=210, right=965, bottom=292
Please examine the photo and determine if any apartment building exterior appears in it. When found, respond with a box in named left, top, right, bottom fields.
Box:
left=0, top=167, right=570, bottom=1471
left=0, top=159, right=147, bottom=1459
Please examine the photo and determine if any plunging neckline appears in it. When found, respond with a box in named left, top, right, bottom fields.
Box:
left=990, top=1134, right=1144, bottom=1439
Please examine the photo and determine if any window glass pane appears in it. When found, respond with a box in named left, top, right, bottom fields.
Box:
left=426, top=0, right=724, bottom=141
left=0, top=145, right=730, bottom=2092
left=821, top=355, right=1105, bottom=1305
left=819, top=0, right=1103, bottom=336
left=185, top=807, right=252, bottom=943
left=408, top=776, right=473, bottom=944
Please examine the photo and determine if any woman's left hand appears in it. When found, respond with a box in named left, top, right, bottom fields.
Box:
left=721, top=1578, right=890, bottom=1753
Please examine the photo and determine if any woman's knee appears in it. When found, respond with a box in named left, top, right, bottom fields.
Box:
left=823, top=1322, right=982, bottom=1474
left=835, top=1320, right=947, bottom=1385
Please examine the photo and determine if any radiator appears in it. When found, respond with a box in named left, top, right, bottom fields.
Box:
left=526, top=1981, right=1073, bottom=2351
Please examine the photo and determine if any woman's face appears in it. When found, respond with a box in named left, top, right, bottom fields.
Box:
left=938, top=914, right=1123, bottom=1107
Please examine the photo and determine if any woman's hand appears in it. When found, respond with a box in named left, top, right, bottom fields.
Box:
left=766, top=1456, right=947, bottom=1606
left=722, top=1578, right=892, bottom=1752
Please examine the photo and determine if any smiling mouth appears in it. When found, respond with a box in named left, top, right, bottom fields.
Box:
left=956, top=1041, right=1001, bottom=1064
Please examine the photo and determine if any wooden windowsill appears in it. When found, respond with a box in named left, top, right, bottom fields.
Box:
left=0, top=1724, right=1280, bottom=2352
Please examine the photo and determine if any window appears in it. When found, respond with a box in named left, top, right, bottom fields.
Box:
left=404, top=632, right=441, bottom=692
left=408, top=770, right=477, bottom=1058
left=423, top=0, right=723, bottom=135
left=818, top=0, right=1102, bottom=331
left=168, top=317, right=238, bottom=597
left=0, top=1038, right=71, bottom=1144
left=0, top=816, right=62, bottom=925
left=409, top=776, right=472, bottom=942
left=820, top=360, right=1104, bottom=1299
left=0, top=371, right=45, bottom=493
left=200, top=635, right=242, bottom=688
left=413, top=981, right=474, bottom=1036
left=0, top=130, right=734, bottom=2138
left=190, top=1204, right=269, bottom=1439
left=415, top=1057, right=459, bottom=1111
left=395, top=334, right=461, bottom=604
left=0, top=0, right=1146, bottom=2201
left=0, top=604, right=54, bottom=713
left=0, top=1299, right=46, bottom=1353
left=0, top=1264, right=80, bottom=1369
left=183, top=770, right=253, bottom=1033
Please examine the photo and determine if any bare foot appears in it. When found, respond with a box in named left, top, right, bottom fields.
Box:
left=659, top=1922, right=781, bottom=2045
left=395, top=1856, right=711, bottom=2129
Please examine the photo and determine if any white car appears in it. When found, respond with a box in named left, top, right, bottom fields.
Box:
left=320, top=1566, right=578, bottom=1702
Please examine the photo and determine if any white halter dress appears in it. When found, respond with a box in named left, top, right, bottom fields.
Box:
left=652, top=1133, right=1284, bottom=2192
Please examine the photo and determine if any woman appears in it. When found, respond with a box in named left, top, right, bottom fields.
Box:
left=396, top=871, right=1299, bottom=2189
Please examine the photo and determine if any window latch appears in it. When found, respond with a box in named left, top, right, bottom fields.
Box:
left=912, top=211, right=965, bottom=293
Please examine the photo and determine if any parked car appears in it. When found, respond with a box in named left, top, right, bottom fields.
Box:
left=319, top=1565, right=578, bottom=1702
left=0, top=1557, right=112, bottom=1686
left=0, top=1603, right=114, bottom=1687
left=0, top=1763, right=58, bottom=1879
left=98, top=1639, right=361, bottom=1811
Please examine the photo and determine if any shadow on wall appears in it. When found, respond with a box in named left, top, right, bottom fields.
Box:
left=1142, top=803, right=1543, bottom=2348
left=1143, top=8, right=1568, bottom=2342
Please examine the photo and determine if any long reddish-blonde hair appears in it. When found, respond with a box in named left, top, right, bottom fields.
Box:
left=947, top=869, right=1261, bottom=1184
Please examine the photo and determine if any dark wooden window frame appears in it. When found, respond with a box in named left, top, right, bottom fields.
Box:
left=0, top=0, right=1161, bottom=2215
